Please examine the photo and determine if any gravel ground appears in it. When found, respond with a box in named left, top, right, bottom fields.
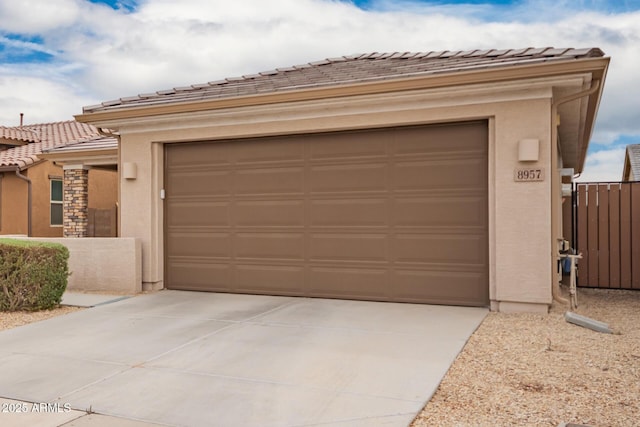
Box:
left=0, top=306, right=83, bottom=331
left=412, top=287, right=640, bottom=427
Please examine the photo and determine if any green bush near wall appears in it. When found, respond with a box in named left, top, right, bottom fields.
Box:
left=0, top=238, right=70, bottom=311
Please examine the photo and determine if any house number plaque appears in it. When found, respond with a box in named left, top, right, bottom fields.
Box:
left=514, top=168, right=544, bottom=182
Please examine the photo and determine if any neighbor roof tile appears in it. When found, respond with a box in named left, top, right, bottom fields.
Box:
left=0, top=121, right=99, bottom=169
left=0, top=126, right=40, bottom=143
left=626, top=144, right=640, bottom=179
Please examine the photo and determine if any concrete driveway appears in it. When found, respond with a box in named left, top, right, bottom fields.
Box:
left=0, top=291, right=487, bottom=427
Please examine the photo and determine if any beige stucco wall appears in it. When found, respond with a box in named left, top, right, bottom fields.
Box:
left=11, top=237, right=142, bottom=294
left=99, top=76, right=588, bottom=312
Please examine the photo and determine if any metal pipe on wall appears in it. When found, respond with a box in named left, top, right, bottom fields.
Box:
left=550, top=79, right=601, bottom=305
left=14, top=169, right=32, bottom=237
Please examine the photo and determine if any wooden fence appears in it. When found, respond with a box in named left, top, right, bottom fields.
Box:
left=87, top=206, right=117, bottom=237
left=575, top=182, right=640, bottom=289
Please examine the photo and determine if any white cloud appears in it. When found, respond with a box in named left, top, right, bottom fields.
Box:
left=0, top=73, right=96, bottom=125
left=0, top=0, right=81, bottom=33
left=576, top=147, right=627, bottom=182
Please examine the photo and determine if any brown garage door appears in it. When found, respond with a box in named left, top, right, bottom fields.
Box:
left=165, top=121, right=488, bottom=306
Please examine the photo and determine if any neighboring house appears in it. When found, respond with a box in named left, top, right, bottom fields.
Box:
left=39, top=135, right=119, bottom=237
left=75, top=47, right=609, bottom=313
left=0, top=121, right=117, bottom=237
left=622, top=144, right=640, bottom=181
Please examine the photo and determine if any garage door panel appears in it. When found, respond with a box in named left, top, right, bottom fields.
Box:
left=394, top=158, right=486, bottom=190
left=167, top=201, right=229, bottom=227
left=310, top=199, right=388, bottom=227
left=309, top=164, right=387, bottom=193
left=235, top=265, right=305, bottom=294
left=393, top=234, right=486, bottom=265
left=392, top=270, right=488, bottom=305
left=167, top=232, right=231, bottom=258
left=393, top=196, right=486, bottom=227
left=167, top=262, right=232, bottom=291
left=308, top=267, right=388, bottom=298
left=166, top=121, right=488, bottom=306
left=234, top=200, right=305, bottom=227
left=392, top=122, right=487, bottom=155
left=168, top=171, right=232, bottom=196
left=235, top=167, right=304, bottom=195
left=309, top=234, right=387, bottom=262
left=235, top=233, right=305, bottom=260
left=167, top=144, right=231, bottom=167
left=232, top=139, right=304, bottom=164
left=309, top=132, right=388, bottom=159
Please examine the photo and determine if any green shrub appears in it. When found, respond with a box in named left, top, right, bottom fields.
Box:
left=0, top=239, right=70, bottom=311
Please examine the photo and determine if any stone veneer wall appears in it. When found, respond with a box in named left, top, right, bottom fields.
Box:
left=63, top=168, right=89, bottom=237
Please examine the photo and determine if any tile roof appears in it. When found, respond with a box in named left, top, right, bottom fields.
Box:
left=0, top=126, right=40, bottom=143
left=83, top=47, right=605, bottom=113
left=625, top=144, right=640, bottom=180
left=0, top=121, right=99, bottom=169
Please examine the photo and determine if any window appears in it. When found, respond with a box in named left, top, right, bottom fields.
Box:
left=50, top=179, right=63, bottom=226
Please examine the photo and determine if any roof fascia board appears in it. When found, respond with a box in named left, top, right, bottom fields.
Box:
left=76, top=57, right=610, bottom=125
left=576, top=58, right=609, bottom=169
left=37, top=149, right=118, bottom=164
left=83, top=75, right=589, bottom=133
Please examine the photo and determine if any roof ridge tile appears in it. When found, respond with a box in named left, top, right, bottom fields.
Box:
left=309, top=59, right=331, bottom=66
left=486, top=49, right=509, bottom=57
left=508, top=47, right=534, bottom=56
left=425, top=51, right=446, bottom=58
left=458, top=49, right=478, bottom=57
left=440, top=51, right=459, bottom=58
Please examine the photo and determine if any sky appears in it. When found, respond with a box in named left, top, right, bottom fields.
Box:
left=1, top=0, right=639, bottom=181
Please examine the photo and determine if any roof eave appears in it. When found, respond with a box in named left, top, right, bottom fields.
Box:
left=37, top=148, right=118, bottom=164
left=76, top=57, right=610, bottom=126
left=575, top=58, right=610, bottom=173
left=0, top=158, right=43, bottom=172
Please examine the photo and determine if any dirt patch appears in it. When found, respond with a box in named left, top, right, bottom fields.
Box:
left=412, top=288, right=640, bottom=426
left=0, top=306, right=83, bottom=331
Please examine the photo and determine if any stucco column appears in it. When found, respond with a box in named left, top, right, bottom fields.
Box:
left=63, top=164, right=90, bottom=237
